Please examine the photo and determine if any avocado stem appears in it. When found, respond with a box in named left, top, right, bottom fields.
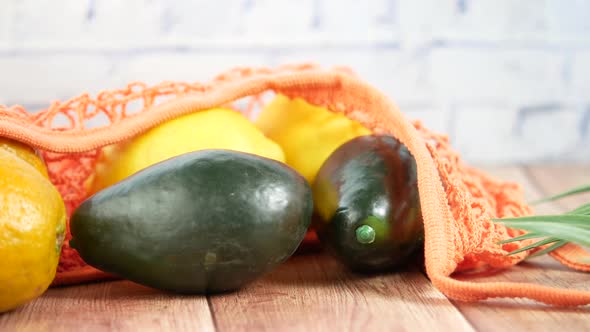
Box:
left=355, top=225, right=376, bottom=244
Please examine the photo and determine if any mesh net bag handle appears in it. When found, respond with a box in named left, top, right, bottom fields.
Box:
left=1, top=64, right=589, bottom=306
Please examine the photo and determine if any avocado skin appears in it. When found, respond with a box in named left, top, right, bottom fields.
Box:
left=313, top=135, right=423, bottom=272
left=70, top=149, right=313, bottom=293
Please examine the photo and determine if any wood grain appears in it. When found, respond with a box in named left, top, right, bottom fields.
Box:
left=450, top=166, right=590, bottom=332
left=525, top=165, right=590, bottom=211
left=209, top=253, right=474, bottom=332
left=0, top=281, right=215, bottom=332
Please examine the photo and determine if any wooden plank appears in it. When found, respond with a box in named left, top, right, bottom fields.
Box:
left=525, top=165, right=590, bottom=210
left=0, top=280, right=215, bottom=332
left=450, top=166, right=590, bottom=332
left=209, top=252, right=474, bottom=332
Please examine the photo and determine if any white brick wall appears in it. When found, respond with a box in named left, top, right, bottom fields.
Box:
left=1, top=0, right=589, bottom=163
left=110, top=52, right=270, bottom=86
left=0, top=55, right=112, bottom=105
left=571, top=51, right=590, bottom=102
left=454, top=106, right=588, bottom=163
left=430, top=49, right=566, bottom=104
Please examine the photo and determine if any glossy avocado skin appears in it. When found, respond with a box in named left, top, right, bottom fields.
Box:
left=313, top=135, right=423, bottom=272
left=70, top=149, right=313, bottom=294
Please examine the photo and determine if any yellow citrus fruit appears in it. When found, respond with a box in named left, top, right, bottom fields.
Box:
left=0, top=139, right=66, bottom=312
left=89, top=108, right=285, bottom=193
left=0, top=138, right=48, bottom=177
left=255, top=94, right=371, bottom=183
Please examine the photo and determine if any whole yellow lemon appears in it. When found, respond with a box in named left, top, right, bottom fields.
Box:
left=89, top=108, right=285, bottom=193
left=0, top=138, right=66, bottom=312
left=255, top=95, right=371, bottom=183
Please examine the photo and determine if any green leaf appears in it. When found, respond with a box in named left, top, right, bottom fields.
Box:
left=495, top=182, right=590, bottom=258
left=506, top=237, right=560, bottom=256
left=569, top=202, right=590, bottom=215
left=496, top=216, right=590, bottom=247
left=494, top=214, right=590, bottom=226
left=531, top=184, right=590, bottom=205
left=498, top=232, right=544, bottom=244
left=527, top=240, right=568, bottom=258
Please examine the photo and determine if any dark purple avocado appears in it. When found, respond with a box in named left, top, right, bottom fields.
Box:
left=312, top=135, right=423, bottom=272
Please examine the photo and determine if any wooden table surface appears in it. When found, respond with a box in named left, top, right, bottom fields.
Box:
left=1, top=165, right=589, bottom=332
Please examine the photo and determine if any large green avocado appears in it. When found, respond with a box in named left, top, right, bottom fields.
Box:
left=313, top=135, right=423, bottom=272
left=70, top=149, right=313, bottom=293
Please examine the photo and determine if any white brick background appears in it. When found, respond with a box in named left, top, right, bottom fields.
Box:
left=0, top=0, right=589, bottom=164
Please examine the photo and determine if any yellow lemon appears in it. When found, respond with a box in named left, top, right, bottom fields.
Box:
left=255, top=94, right=371, bottom=183
left=0, top=138, right=48, bottom=177
left=90, top=108, right=285, bottom=193
left=0, top=139, right=66, bottom=312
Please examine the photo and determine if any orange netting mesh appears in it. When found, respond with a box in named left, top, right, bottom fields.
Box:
left=1, top=64, right=589, bottom=305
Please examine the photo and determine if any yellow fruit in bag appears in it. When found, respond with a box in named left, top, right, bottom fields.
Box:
left=255, top=94, right=371, bottom=183
left=89, top=108, right=285, bottom=193
left=0, top=139, right=66, bottom=312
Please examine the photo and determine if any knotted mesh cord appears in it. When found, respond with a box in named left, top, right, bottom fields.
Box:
left=0, top=64, right=588, bottom=306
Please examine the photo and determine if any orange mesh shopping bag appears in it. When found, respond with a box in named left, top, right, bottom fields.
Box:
left=1, top=64, right=589, bottom=306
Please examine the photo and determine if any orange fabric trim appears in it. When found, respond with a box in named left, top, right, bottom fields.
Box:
left=1, top=64, right=588, bottom=306
left=550, top=244, right=590, bottom=272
